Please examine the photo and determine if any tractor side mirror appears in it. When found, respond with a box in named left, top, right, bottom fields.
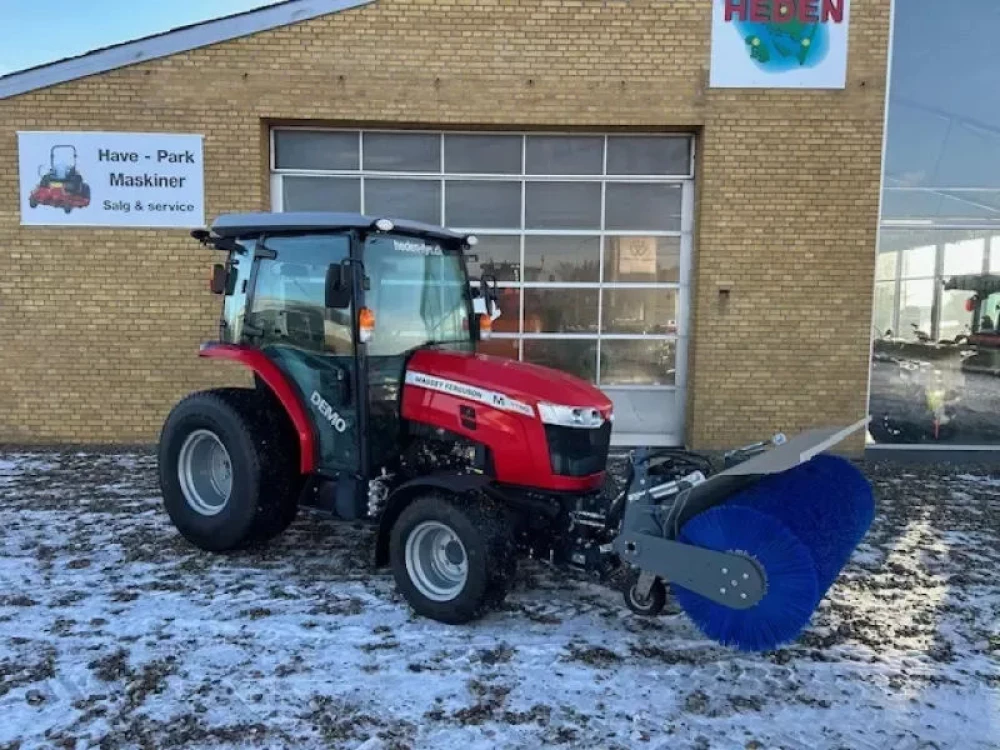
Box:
left=325, top=262, right=352, bottom=309
left=209, top=264, right=228, bottom=295
left=479, top=273, right=499, bottom=317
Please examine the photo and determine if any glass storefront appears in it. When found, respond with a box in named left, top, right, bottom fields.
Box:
left=868, top=0, right=1000, bottom=446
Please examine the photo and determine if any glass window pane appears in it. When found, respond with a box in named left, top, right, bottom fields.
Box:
left=943, top=238, right=985, bottom=276
left=605, top=183, right=682, bottom=231
left=492, top=287, right=522, bottom=335
left=601, top=289, right=678, bottom=335
left=363, top=133, right=440, bottom=172
left=525, top=136, right=603, bottom=175
left=873, top=281, right=897, bottom=336
left=466, top=236, right=520, bottom=281
left=249, top=234, right=352, bottom=353
left=603, top=236, right=681, bottom=283
left=523, top=339, right=598, bottom=383
left=282, top=176, right=360, bottom=212
left=364, top=179, right=440, bottom=225
left=991, top=236, right=1000, bottom=272
left=939, top=289, right=974, bottom=341
left=445, top=134, right=521, bottom=174
left=899, top=279, right=934, bottom=339
left=445, top=180, right=520, bottom=228
left=606, top=136, right=691, bottom=176
left=900, top=245, right=936, bottom=278
left=523, top=288, right=599, bottom=334
left=600, top=340, right=676, bottom=386
left=524, top=182, right=601, bottom=229
left=876, top=249, right=898, bottom=281
left=523, top=236, right=600, bottom=283
left=477, top=337, right=520, bottom=361
left=273, top=130, right=358, bottom=171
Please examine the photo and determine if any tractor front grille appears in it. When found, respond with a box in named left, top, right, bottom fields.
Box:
left=545, top=422, right=612, bottom=477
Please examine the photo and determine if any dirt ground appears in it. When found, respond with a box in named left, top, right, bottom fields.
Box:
left=0, top=450, right=998, bottom=749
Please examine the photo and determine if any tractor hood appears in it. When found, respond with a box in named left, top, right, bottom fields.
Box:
left=406, top=348, right=613, bottom=418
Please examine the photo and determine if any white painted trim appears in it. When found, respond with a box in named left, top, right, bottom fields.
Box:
left=0, top=0, right=375, bottom=100
left=610, top=432, right=683, bottom=448
left=867, top=0, right=897, bottom=443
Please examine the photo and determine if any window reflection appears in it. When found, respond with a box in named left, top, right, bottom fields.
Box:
left=601, top=340, right=676, bottom=386
left=523, top=339, right=598, bottom=382
left=523, top=288, right=599, bottom=334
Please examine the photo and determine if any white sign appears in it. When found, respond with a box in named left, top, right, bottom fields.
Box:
left=710, top=0, right=850, bottom=89
left=616, top=237, right=658, bottom=275
left=17, top=131, right=204, bottom=227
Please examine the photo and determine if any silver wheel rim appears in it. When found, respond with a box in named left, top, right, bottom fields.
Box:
left=177, top=429, right=232, bottom=517
left=405, top=521, right=468, bottom=602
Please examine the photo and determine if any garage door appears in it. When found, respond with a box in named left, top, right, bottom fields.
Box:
left=270, top=128, right=695, bottom=446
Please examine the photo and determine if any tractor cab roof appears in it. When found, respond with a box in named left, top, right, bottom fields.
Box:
left=208, top=211, right=470, bottom=244
left=943, top=273, right=1000, bottom=295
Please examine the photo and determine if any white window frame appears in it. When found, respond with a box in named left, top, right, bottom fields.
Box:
left=270, top=127, right=697, bottom=445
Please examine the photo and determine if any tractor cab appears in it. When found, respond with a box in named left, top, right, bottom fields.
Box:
left=944, top=273, right=1000, bottom=374
left=945, top=274, right=1000, bottom=338
left=196, top=212, right=498, bottom=491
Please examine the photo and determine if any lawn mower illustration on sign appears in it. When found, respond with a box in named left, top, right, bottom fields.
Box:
left=29, top=145, right=91, bottom=214
left=158, top=211, right=876, bottom=653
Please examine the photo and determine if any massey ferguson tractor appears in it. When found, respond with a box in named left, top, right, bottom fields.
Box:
left=158, top=211, right=876, bottom=652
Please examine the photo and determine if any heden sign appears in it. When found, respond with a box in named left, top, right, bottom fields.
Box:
left=710, top=0, right=851, bottom=89
left=17, top=131, right=205, bottom=228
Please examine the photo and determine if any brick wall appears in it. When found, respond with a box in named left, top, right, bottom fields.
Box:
left=0, top=0, right=891, bottom=449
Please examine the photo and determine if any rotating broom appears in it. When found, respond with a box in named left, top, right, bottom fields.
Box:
left=612, top=419, right=875, bottom=652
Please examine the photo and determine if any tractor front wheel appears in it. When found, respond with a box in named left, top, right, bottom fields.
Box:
left=158, top=388, right=300, bottom=551
left=389, top=492, right=516, bottom=624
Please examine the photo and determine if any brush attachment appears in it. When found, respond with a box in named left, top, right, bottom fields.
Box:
left=672, top=454, right=875, bottom=651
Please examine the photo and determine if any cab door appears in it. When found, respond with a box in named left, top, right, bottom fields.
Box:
left=242, top=233, right=360, bottom=474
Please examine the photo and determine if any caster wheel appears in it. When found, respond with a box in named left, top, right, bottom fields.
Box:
left=623, top=571, right=667, bottom=617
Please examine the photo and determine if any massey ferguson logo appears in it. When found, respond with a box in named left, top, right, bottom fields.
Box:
left=310, top=391, right=347, bottom=433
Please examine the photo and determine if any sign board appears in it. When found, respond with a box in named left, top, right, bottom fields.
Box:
left=616, top=237, right=658, bottom=275
left=710, top=0, right=851, bottom=89
left=17, top=131, right=204, bottom=227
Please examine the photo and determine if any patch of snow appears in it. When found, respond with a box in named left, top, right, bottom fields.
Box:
left=0, top=453, right=998, bottom=749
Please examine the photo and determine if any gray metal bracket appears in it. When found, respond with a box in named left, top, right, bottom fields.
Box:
left=613, top=532, right=766, bottom=609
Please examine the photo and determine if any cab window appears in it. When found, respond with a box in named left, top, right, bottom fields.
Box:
left=246, top=234, right=352, bottom=353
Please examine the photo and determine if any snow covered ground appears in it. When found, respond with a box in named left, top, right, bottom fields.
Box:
left=0, top=451, right=998, bottom=749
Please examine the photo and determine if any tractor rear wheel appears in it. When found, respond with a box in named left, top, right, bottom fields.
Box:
left=158, top=388, right=300, bottom=551
left=389, top=491, right=516, bottom=624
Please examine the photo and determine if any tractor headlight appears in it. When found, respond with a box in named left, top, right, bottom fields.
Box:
left=537, top=403, right=605, bottom=429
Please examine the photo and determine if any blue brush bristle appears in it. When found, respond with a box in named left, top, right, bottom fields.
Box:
left=724, top=454, right=875, bottom=597
left=672, top=454, right=875, bottom=652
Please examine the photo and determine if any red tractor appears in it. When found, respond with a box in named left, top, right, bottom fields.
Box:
left=158, top=212, right=874, bottom=649
left=28, top=145, right=91, bottom=214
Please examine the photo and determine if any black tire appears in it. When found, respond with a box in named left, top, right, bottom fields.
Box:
left=158, top=387, right=300, bottom=551
left=623, top=570, right=667, bottom=617
left=29, top=198, right=37, bottom=208
left=389, top=492, right=516, bottom=624
left=63, top=206, right=72, bottom=214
